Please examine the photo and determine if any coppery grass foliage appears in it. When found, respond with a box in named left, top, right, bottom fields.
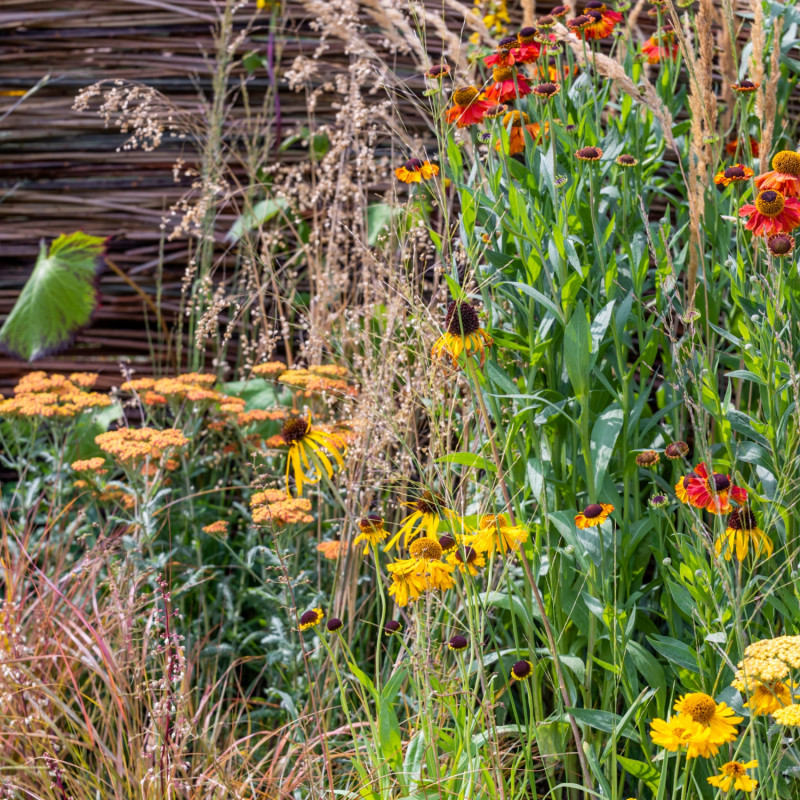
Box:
left=3, top=0, right=800, bottom=798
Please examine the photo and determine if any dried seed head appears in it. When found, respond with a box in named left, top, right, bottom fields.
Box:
left=445, top=302, right=481, bottom=336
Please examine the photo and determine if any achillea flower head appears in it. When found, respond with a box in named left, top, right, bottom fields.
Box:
left=316, top=540, right=345, bottom=560
left=252, top=361, right=287, bottom=378
left=71, top=457, right=107, bottom=473
left=707, top=761, right=758, bottom=793
left=773, top=704, right=800, bottom=726
left=445, top=86, right=493, bottom=128
left=0, top=372, right=112, bottom=420
left=431, top=301, right=493, bottom=367
left=714, top=164, right=754, bottom=187
left=766, top=232, right=795, bottom=257
left=739, top=189, right=800, bottom=236
left=734, top=636, right=800, bottom=686
left=280, top=410, right=346, bottom=495
left=715, top=506, right=772, bottom=561
left=354, top=513, right=387, bottom=553
left=755, top=150, right=800, bottom=197
left=678, top=462, right=747, bottom=514
left=252, top=496, right=314, bottom=526
left=575, top=503, right=614, bottom=529
left=395, top=158, right=439, bottom=183
left=202, top=520, right=229, bottom=535
left=299, top=608, right=324, bottom=631
left=95, top=427, right=187, bottom=464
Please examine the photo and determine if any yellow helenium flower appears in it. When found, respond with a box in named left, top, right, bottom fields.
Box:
left=280, top=410, right=346, bottom=496
left=431, top=301, right=493, bottom=368
left=447, top=545, right=486, bottom=576
left=384, top=491, right=457, bottom=552
left=387, top=561, right=425, bottom=607
left=743, top=681, right=793, bottom=715
left=649, top=715, right=711, bottom=759
left=673, top=692, right=742, bottom=755
left=468, top=514, right=528, bottom=555
left=353, top=514, right=387, bottom=554
left=715, top=506, right=772, bottom=562
left=707, top=761, right=758, bottom=793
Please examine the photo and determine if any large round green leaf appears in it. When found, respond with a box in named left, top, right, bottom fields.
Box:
left=0, top=232, right=106, bottom=361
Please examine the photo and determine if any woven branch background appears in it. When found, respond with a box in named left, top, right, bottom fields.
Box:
left=0, top=0, right=780, bottom=388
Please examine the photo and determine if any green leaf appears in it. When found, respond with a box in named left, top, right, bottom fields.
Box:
left=367, top=203, right=395, bottom=246
left=617, top=755, right=661, bottom=794
left=0, top=232, right=106, bottom=362
left=647, top=634, right=700, bottom=674
left=565, top=707, right=640, bottom=742
left=379, top=696, right=403, bottom=766
left=564, top=301, right=591, bottom=398
left=226, top=197, right=289, bottom=242
left=435, top=452, right=494, bottom=472
left=590, top=404, right=623, bottom=491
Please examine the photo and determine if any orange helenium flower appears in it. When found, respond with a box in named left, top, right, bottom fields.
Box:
left=678, top=462, right=747, bottom=514
left=739, top=190, right=800, bottom=236
left=754, top=150, right=800, bottom=198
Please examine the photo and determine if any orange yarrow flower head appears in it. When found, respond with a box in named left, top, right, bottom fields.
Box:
left=445, top=86, right=493, bottom=128
left=395, top=157, right=439, bottom=183
left=714, top=163, right=754, bottom=188
left=95, top=427, right=187, bottom=465
left=575, top=503, right=614, bottom=528
left=739, top=189, right=800, bottom=236
left=755, top=150, right=800, bottom=197
left=677, top=462, right=748, bottom=514
left=432, top=301, right=493, bottom=367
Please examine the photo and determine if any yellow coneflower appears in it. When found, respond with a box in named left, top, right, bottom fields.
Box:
left=298, top=607, right=324, bottom=631
left=353, top=514, right=387, bottom=554
left=574, top=503, right=613, bottom=529
left=673, top=692, right=741, bottom=756
left=468, top=514, right=528, bottom=554
left=431, top=301, right=493, bottom=367
left=649, top=715, right=711, bottom=759
left=281, top=410, right=346, bottom=496
left=715, top=506, right=772, bottom=562
left=384, top=491, right=457, bottom=551
left=707, top=761, right=758, bottom=793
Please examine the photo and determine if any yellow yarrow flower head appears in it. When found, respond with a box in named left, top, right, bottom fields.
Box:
left=281, top=410, right=346, bottom=496
left=649, top=715, right=711, bottom=759
left=772, top=703, right=800, bottom=726
left=707, top=761, right=758, bottom=793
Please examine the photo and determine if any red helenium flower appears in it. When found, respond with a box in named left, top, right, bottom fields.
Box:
left=445, top=86, right=492, bottom=128
left=680, top=463, right=747, bottom=515
left=739, top=190, right=800, bottom=236
left=485, top=66, right=532, bottom=103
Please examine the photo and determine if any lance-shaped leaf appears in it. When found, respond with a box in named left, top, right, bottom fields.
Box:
left=0, top=232, right=106, bottom=362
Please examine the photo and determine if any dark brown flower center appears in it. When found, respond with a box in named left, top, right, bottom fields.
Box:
left=498, top=35, right=518, bottom=50
left=415, top=491, right=439, bottom=515
left=300, top=609, right=320, bottom=626
left=576, top=146, right=601, bottom=160
left=404, top=158, right=423, bottom=171
left=535, top=82, right=558, bottom=96
left=281, top=416, right=309, bottom=444
left=586, top=9, right=603, bottom=21
left=427, top=64, right=450, bottom=78
left=665, top=441, right=689, bottom=459
left=585, top=0, right=607, bottom=8
left=768, top=234, right=793, bottom=254
left=512, top=660, right=532, bottom=679
left=728, top=506, right=757, bottom=531
left=756, top=189, right=785, bottom=216
left=445, top=301, right=481, bottom=336
left=568, top=14, right=591, bottom=27
left=449, top=634, right=468, bottom=650
left=724, top=166, right=746, bottom=179
left=551, top=5, right=568, bottom=17
left=456, top=546, right=478, bottom=564
left=438, top=533, right=456, bottom=550
left=484, top=103, right=507, bottom=118
left=737, top=79, right=756, bottom=89
left=384, top=619, right=402, bottom=633
left=519, top=25, right=538, bottom=37
left=583, top=503, right=604, bottom=518
left=359, top=514, right=383, bottom=531
left=708, top=473, right=731, bottom=493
